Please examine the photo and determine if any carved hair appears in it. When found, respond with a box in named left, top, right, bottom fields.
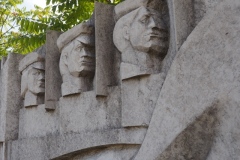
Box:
left=113, top=7, right=142, bottom=53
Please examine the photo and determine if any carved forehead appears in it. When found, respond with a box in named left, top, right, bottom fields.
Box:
left=113, top=6, right=161, bottom=52
left=28, top=67, right=44, bottom=75
left=57, top=22, right=94, bottom=51
left=22, top=62, right=45, bottom=74
left=114, top=0, right=166, bottom=21
left=61, top=33, right=94, bottom=56
left=19, top=52, right=45, bottom=73
left=136, top=7, right=161, bottom=18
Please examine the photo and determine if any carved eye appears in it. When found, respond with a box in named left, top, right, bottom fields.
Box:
left=75, top=44, right=83, bottom=51
left=139, top=15, right=149, bottom=24
left=33, top=70, right=41, bottom=76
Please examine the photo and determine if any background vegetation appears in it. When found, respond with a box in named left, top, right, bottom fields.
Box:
left=0, top=0, right=123, bottom=57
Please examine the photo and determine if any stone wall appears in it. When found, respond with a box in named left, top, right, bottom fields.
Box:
left=0, top=0, right=239, bottom=159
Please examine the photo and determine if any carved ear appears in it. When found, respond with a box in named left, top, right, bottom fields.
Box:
left=20, top=70, right=28, bottom=98
left=123, top=25, right=130, bottom=40
left=62, top=54, right=68, bottom=66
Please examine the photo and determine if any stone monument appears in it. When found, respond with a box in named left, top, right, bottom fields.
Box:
left=19, top=47, right=45, bottom=107
left=0, top=0, right=240, bottom=159
left=57, top=21, right=95, bottom=96
left=114, top=0, right=170, bottom=127
left=113, top=2, right=169, bottom=80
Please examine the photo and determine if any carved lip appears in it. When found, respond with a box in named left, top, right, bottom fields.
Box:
left=37, top=81, right=45, bottom=88
left=146, top=31, right=167, bottom=39
left=79, top=57, right=95, bottom=66
left=79, top=61, right=95, bottom=66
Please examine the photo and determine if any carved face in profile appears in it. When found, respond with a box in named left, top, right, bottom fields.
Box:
left=62, top=35, right=95, bottom=77
left=27, top=67, right=45, bottom=94
left=114, top=6, right=168, bottom=56
left=128, top=7, right=168, bottom=54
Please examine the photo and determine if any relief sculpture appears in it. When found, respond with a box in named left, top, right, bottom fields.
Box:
left=113, top=0, right=169, bottom=80
left=114, top=0, right=170, bottom=127
left=19, top=47, right=46, bottom=108
left=57, top=21, right=95, bottom=96
left=1, top=0, right=240, bottom=160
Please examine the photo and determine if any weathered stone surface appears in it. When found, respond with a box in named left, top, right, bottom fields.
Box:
left=49, top=128, right=146, bottom=159
left=134, top=0, right=240, bottom=159
left=0, top=63, right=3, bottom=142
left=8, top=127, right=146, bottom=160
left=95, top=2, right=117, bottom=96
left=1, top=0, right=240, bottom=160
left=69, top=145, right=139, bottom=160
left=59, top=86, right=121, bottom=133
left=0, top=53, right=23, bottom=142
left=18, top=51, right=45, bottom=72
left=113, top=0, right=169, bottom=80
left=57, top=22, right=94, bottom=52
left=45, top=31, right=62, bottom=110
left=121, top=74, right=165, bottom=127
left=0, top=53, right=23, bottom=160
left=8, top=137, right=49, bottom=160
left=19, top=46, right=46, bottom=108
left=172, top=0, right=195, bottom=49
left=18, top=104, right=59, bottom=139
left=0, top=143, right=3, bottom=160
left=58, top=21, right=95, bottom=97
left=194, top=0, right=223, bottom=25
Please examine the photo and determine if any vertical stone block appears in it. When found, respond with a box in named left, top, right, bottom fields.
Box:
left=95, top=2, right=116, bottom=96
left=0, top=61, right=2, bottom=142
left=0, top=142, right=4, bottom=160
left=121, top=74, right=165, bottom=127
left=172, top=0, right=195, bottom=50
left=45, top=30, right=62, bottom=110
left=0, top=53, right=23, bottom=143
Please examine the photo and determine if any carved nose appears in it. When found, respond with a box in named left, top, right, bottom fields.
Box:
left=148, top=17, right=157, bottom=28
left=149, top=17, right=167, bottom=31
left=80, top=48, right=94, bottom=58
left=38, top=73, right=45, bottom=81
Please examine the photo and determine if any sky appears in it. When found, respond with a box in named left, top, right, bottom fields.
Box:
left=20, top=0, right=46, bottom=10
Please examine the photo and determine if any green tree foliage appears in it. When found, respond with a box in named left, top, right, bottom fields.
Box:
left=0, top=0, right=124, bottom=56
left=0, top=0, right=24, bottom=56
left=46, top=0, right=123, bottom=31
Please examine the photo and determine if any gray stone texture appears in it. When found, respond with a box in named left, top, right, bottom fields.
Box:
left=19, top=46, right=46, bottom=108
left=0, top=53, right=23, bottom=142
left=113, top=1, right=169, bottom=80
left=18, top=104, right=59, bottom=139
left=58, top=87, right=121, bottom=134
left=45, top=31, right=62, bottom=110
left=57, top=22, right=94, bottom=52
left=194, top=0, right=223, bottom=25
left=114, top=0, right=171, bottom=127
left=172, top=0, right=195, bottom=50
left=0, top=143, right=3, bottom=160
left=58, top=21, right=95, bottom=97
left=8, top=127, right=146, bottom=160
left=134, top=0, right=240, bottom=159
left=121, top=74, right=165, bottom=127
left=1, top=0, right=240, bottom=160
left=68, top=145, right=139, bottom=160
left=95, top=2, right=118, bottom=96
left=0, top=53, right=23, bottom=160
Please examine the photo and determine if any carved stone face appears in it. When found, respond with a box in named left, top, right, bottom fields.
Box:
left=129, top=7, right=168, bottom=54
left=27, top=67, right=45, bottom=95
left=64, top=36, right=95, bottom=77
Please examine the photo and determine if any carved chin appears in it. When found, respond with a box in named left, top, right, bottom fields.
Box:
left=70, top=66, right=95, bottom=77
left=149, top=43, right=168, bottom=55
left=30, top=87, right=45, bottom=95
left=135, top=42, right=168, bottom=55
left=37, top=89, right=45, bottom=95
